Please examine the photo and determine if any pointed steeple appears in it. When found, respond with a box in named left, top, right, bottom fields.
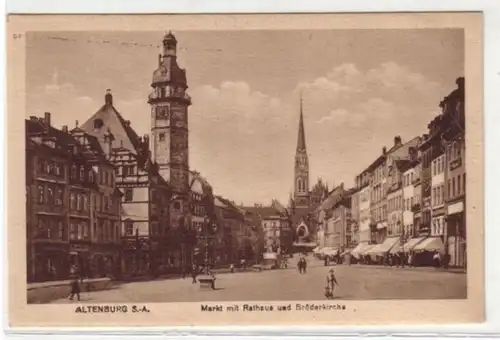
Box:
left=296, top=94, right=306, bottom=152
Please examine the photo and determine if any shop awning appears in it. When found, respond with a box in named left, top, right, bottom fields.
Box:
left=413, top=237, right=445, bottom=254
left=321, top=247, right=339, bottom=256
left=366, top=237, right=400, bottom=257
left=358, top=244, right=376, bottom=256
left=351, top=242, right=369, bottom=259
left=390, top=237, right=427, bottom=254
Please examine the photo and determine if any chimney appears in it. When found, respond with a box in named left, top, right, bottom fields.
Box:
left=44, top=112, right=51, bottom=127
left=105, top=89, right=113, bottom=106
left=394, top=135, right=402, bottom=147
left=143, top=134, right=150, bottom=145
left=456, top=77, right=465, bottom=91
left=62, top=125, right=68, bottom=133
left=125, top=120, right=131, bottom=126
left=29, top=116, right=38, bottom=121
left=382, top=146, right=387, bottom=154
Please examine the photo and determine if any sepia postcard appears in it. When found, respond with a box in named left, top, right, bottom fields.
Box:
left=6, top=13, right=484, bottom=327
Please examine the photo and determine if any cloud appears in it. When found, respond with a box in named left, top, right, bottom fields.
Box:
left=27, top=61, right=447, bottom=205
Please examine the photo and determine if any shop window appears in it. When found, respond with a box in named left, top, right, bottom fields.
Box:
left=79, top=166, right=85, bottom=181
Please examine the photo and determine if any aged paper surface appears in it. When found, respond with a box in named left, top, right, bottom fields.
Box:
left=7, top=13, right=483, bottom=327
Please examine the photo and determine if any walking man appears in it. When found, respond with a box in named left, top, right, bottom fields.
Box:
left=68, top=265, right=81, bottom=301
left=325, top=268, right=339, bottom=299
left=191, top=263, right=198, bottom=284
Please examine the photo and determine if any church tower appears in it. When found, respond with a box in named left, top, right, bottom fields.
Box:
left=148, top=31, right=191, bottom=195
left=294, top=95, right=310, bottom=208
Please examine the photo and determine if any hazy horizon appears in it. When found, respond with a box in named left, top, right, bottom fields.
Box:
left=26, top=29, right=464, bottom=206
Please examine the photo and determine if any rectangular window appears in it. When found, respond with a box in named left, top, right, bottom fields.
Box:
left=55, top=186, right=63, bottom=205
left=76, top=194, right=82, bottom=210
left=83, top=222, right=89, bottom=240
left=463, top=173, right=466, bottom=192
left=70, top=192, right=76, bottom=210
left=452, top=178, right=456, bottom=197
left=47, top=185, right=54, bottom=205
left=441, top=184, right=445, bottom=203
left=124, top=189, right=133, bottom=202
left=457, top=174, right=461, bottom=195
left=58, top=221, right=64, bottom=239
left=69, top=223, right=77, bottom=240
left=125, top=221, right=134, bottom=236
left=38, top=185, right=45, bottom=204
left=79, top=166, right=85, bottom=181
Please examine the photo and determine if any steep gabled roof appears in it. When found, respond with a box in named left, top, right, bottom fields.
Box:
left=80, top=98, right=143, bottom=155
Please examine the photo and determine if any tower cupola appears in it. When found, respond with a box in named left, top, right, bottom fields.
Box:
left=163, top=31, right=177, bottom=57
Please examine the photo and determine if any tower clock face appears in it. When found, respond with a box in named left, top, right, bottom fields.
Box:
left=171, top=105, right=185, bottom=121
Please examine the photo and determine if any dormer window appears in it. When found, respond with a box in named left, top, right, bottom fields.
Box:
left=94, top=119, right=104, bottom=129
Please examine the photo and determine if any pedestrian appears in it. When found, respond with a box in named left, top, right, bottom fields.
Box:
left=191, top=263, right=198, bottom=284
left=432, top=251, right=441, bottom=268
left=302, top=257, right=308, bottom=274
left=408, top=252, right=413, bottom=267
left=324, top=268, right=339, bottom=299
left=297, top=257, right=304, bottom=274
left=324, top=256, right=329, bottom=267
left=68, top=266, right=81, bottom=301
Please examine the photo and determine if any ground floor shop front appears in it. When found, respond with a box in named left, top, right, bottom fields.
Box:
left=28, top=241, right=121, bottom=283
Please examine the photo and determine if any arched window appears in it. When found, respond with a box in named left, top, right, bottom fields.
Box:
left=297, top=178, right=302, bottom=193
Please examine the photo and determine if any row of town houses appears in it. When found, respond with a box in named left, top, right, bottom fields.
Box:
left=26, top=106, right=288, bottom=283
left=313, top=77, right=466, bottom=268
left=25, top=32, right=277, bottom=283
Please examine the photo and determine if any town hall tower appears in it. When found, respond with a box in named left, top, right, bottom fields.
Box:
left=148, top=32, right=191, bottom=193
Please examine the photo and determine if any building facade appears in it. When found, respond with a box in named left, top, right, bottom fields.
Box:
left=402, top=162, right=416, bottom=238
left=431, top=152, right=446, bottom=238
left=355, top=172, right=371, bottom=243
left=26, top=113, right=122, bottom=282
left=443, top=77, right=466, bottom=267
left=350, top=189, right=360, bottom=247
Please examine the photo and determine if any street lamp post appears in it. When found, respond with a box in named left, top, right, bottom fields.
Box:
left=399, top=221, right=405, bottom=268
left=197, top=214, right=216, bottom=290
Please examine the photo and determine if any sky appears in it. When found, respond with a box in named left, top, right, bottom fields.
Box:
left=26, top=29, right=464, bottom=206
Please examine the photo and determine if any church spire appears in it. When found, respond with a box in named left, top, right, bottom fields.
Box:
left=293, top=92, right=310, bottom=209
left=296, top=93, right=307, bottom=152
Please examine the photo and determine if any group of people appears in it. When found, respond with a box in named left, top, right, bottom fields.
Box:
left=297, top=255, right=308, bottom=274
